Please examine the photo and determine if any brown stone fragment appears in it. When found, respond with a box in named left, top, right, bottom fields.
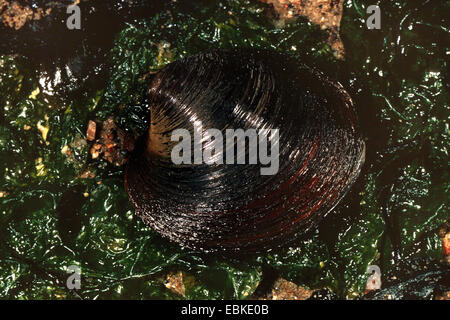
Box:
left=439, top=219, right=450, bottom=265
left=259, top=278, right=313, bottom=300
left=86, top=120, right=97, bottom=141
left=164, top=271, right=186, bottom=297
left=79, top=170, right=95, bottom=179
left=86, top=117, right=136, bottom=166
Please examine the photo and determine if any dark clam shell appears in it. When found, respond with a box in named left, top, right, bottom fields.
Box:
left=125, top=49, right=365, bottom=253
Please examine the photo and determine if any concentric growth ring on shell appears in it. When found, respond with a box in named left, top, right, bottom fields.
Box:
left=124, top=49, right=365, bottom=253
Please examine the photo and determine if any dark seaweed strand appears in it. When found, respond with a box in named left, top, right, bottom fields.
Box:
left=125, top=49, right=365, bottom=253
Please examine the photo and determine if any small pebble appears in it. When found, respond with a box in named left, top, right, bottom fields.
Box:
left=86, top=120, right=97, bottom=141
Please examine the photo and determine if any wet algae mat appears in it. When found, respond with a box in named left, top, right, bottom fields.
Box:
left=0, top=0, right=448, bottom=299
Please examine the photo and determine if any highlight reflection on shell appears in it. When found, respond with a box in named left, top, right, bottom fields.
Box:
left=125, top=49, right=365, bottom=253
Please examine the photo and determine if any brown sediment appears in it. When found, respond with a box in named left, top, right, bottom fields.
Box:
left=0, top=0, right=52, bottom=30
left=258, top=278, right=313, bottom=300
left=0, top=0, right=83, bottom=30
left=261, top=0, right=345, bottom=59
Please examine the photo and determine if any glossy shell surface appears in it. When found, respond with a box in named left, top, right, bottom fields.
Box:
left=125, top=49, right=365, bottom=253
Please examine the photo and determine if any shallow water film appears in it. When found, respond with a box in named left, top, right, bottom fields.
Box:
left=0, top=0, right=448, bottom=299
